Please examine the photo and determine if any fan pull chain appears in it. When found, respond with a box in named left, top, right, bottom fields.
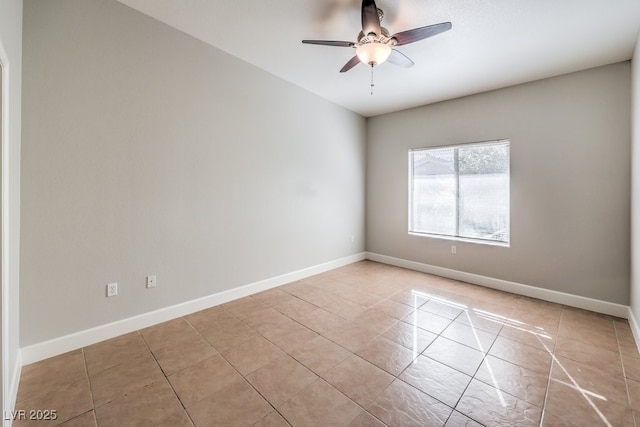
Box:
left=370, top=64, right=375, bottom=95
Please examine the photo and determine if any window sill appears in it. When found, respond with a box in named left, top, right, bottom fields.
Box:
left=408, top=232, right=510, bottom=248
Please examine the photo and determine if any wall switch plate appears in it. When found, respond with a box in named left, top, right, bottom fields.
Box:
left=107, top=282, right=118, bottom=297
left=146, top=275, right=156, bottom=288
left=451, top=245, right=457, bottom=254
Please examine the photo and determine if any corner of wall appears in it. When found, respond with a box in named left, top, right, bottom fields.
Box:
left=629, top=27, right=640, bottom=348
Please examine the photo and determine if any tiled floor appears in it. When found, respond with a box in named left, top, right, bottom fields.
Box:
left=13, top=261, right=640, bottom=426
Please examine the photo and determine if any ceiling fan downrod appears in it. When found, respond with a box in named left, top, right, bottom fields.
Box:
left=370, top=64, right=375, bottom=95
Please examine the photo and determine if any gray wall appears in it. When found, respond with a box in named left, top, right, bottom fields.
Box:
left=0, top=0, right=22, bottom=414
left=631, top=31, right=640, bottom=320
left=20, top=0, right=366, bottom=346
left=367, top=63, right=631, bottom=304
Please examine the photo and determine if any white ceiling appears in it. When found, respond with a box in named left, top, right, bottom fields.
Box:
left=117, top=0, right=640, bottom=117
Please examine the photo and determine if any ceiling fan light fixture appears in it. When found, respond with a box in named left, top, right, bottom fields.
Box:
left=356, top=42, right=391, bottom=66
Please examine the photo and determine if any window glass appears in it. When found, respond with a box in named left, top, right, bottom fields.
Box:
left=409, top=141, right=510, bottom=245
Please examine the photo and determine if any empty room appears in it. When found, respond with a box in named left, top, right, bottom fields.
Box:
left=2, top=0, right=640, bottom=425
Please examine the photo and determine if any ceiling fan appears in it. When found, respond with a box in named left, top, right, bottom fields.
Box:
left=302, top=0, right=452, bottom=73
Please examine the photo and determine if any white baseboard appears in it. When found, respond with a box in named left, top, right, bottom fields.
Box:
left=366, top=252, right=629, bottom=318
left=628, top=308, right=640, bottom=354
left=20, top=253, right=366, bottom=365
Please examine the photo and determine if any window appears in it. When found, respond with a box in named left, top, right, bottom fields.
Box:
left=409, top=140, right=510, bottom=245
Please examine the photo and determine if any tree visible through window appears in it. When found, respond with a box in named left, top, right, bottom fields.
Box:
left=409, top=140, right=510, bottom=244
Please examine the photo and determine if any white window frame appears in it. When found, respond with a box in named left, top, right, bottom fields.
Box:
left=408, top=139, right=510, bottom=247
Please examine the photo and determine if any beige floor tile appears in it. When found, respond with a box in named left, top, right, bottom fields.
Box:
left=250, top=288, right=299, bottom=307
left=329, top=285, right=385, bottom=308
left=17, top=350, right=86, bottom=402
left=557, top=309, right=618, bottom=353
left=356, top=336, right=417, bottom=376
left=278, top=279, right=315, bottom=296
left=545, top=377, right=634, bottom=426
left=441, top=320, right=498, bottom=352
left=324, top=321, right=379, bottom=352
left=400, top=354, right=471, bottom=407
left=456, top=309, right=506, bottom=334
left=466, top=298, right=516, bottom=320
left=293, top=307, right=346, bottom=335
left=511, top=298, right=562, bottom=323
left=261, top=319, right=319, bottom=354
left=423, top=336, right=485, bottom=376
left=444, top=411, right=483, bottom=426
left=222, top=296, right=270, bottom=319
left=508, top=310, right=561, bottom=338
left=198, top=316, right=260, bottom=352
left=312, top=292, right=368, bottom=319
left=245, top=355, right=318, bottom=407
left=288, top=287, right=331, bottom=307
left=475, top=355, right=548, bottom=408
left=363, top=282, right=400, bottom=299
left=167, top=354, right=244, bottom=407
left=348, top=411, right=386, bottom=427
left=242, top=307, right=291, bottom=334
left=389, top=289, right=430, bottom=308
left=616, top=319, right=640, bottom=359
left=381, top=321, right=437, bottom=354
left=627, top=377, right=640, bottom=411
left=420, top=299, right=465, bottom=320
left=351, top=308, right=398, bottom=333
left=368, top=379, right=453, bottom=426
left=498, top=320, right=556, bottom=351
left=89, top=352, right=164, bottom=407
left=222, top=335, right=286, bottom=375
left=95, top=379, right=192, bottom=427
left=489, top=336, right=552, bottom=375
left=402, top=309, right=453, bottom=335
left=623, top=353, right=640, bottom=381
left=140, top=317, right=199, bottom=352
left=279, top=379, right=361, bottom=426
left=554, top=336, right=623, bottom=377
left=187, top=379, right=272, bottom=426
left=184, top=306, right=235, bottom=332
left=370, top=299, right=414, bottom=320
left=252, top=411, right=290, bottom=427
left=152, top=334, right=218, bottom=376
left=14, top=376, right=93, bottom=427
left=457, top=379, right=542, bottom=426
left=324, top=354, right=394, bottom=408
left=620, top=336, right=640, bottom=359
left=540, top=411, right=581, bottom=427
left=272, top=295, right=318, bottom=319
left=84, top=332, right=150, bottom=376
left=291, top=335, right=351, bottom=376
left=550, top=355, right=628, bottom=406
left=56, top=410, right=97, bottom=427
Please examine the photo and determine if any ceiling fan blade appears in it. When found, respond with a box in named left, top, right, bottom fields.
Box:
left=361, top=0, right=381, bottom=36
left=340, top=56, right=361, bottom=73
left=387, top=49, right=414, bottom=68
left=302, top=40, right=355, bottom=48
left=392, top=22, right=452, bottom=46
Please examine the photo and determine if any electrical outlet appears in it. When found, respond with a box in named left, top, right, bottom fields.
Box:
left=107, top=282, right=118, bottom=297
left=451, top=245, right=457, bottom=254
left=146, top=275, right=156, bottom=288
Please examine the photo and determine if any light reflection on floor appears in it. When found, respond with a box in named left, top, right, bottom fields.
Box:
left=409, top=288, right=620, bottom=426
